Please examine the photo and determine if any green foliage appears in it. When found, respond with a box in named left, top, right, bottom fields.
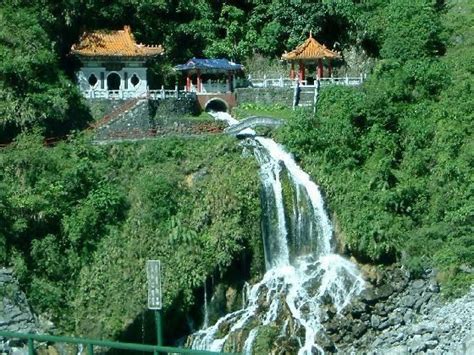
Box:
left=381, top=0, right=444, bottom=60
left=0, top=134, right=262, bottom=337
left=70, top=137, right=261, bottom=338
left=276, top=0, right=473, bottom=295
left=232, top=103, right=295, bottom=121
left=0, top=0, right=471, bottom=340
left=0, top=5, right=90, bottom=139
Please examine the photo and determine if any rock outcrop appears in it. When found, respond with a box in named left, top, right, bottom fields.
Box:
left=0, top=268, right=40, bottom=353
left=319, top=265, right=473, bottom=354
left=0, top=268, right=38, bottom=335
left=188, top=262, right=473, bottom=354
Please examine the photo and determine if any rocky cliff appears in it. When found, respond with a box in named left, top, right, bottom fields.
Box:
left=321, top=265, right=474, bottom=354
left=0, top=268, right=40, bottom=353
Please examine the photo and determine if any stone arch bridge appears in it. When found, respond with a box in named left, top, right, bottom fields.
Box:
left=196, top=93, right=236, bottom=112
left=224, top=116, right=284, bottom=135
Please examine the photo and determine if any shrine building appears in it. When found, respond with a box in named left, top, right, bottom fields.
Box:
left=71, top=26, right=164, bottom=99
left=282, top=32, right=340, bottom=82
left=175, top=58, right=243, bottom=93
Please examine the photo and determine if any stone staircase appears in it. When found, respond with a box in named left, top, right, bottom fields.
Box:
left=93, top=99, right=154, bottom=141
left=90, top=98, right=141, bottom=129
left=292, top=81, right=320, bottom=112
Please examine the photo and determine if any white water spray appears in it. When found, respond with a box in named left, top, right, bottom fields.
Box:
left=192, top=112, right=365, bottom=354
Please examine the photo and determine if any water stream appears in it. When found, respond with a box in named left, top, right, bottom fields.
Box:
left=191, top=112, right=365, bottom=354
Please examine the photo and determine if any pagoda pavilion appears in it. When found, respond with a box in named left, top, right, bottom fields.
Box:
left=71, top=26, right=164, bottom=99
left=281, top=33, right=340, bottom=82
left=175, top=58, right=243, bottom=93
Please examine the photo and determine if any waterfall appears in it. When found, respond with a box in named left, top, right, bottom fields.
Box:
left=191, top=112, right=365, bottom=354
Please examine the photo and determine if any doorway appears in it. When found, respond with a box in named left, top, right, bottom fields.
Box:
left=107, top=73, right=121, bottom=90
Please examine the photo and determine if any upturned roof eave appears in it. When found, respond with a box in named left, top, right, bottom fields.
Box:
left=70, top=26, right=164, bottom=60
left=174, top=58, right=243, bottom=73
left=281, top=35, right=341, bottom=61
left=281, top=53, right=341, bottom=61
left=72, top=51, right=163, bottom=58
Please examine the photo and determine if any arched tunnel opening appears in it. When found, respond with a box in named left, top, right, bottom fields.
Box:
left=204, top=99, right=228, bottom=113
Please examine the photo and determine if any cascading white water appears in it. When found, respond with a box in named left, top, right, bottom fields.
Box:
left=191, top=112, right=365, bottom=354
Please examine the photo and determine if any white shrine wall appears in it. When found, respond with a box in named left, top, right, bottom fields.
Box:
left=77, top=60, right=149, bottom=99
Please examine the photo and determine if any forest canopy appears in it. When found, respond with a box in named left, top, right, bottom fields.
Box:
left=0, top=0, right=390, bottom=139
left=0, top=0, right=472, bottom=339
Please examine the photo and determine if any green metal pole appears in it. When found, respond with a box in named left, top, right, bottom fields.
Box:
left=28, top=338, right=34, bottom=355
left=155, top=310, right=163, bottom=346
left=87, top=343, right=94, bottom=355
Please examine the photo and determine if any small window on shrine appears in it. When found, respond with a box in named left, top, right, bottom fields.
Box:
left=88, top=74, right=98, bottom=87
left=130, top=74, right=140, bottom=87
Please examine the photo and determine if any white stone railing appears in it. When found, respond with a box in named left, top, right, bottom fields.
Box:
left=186, top=82, right=230, bottom=94
left=248, top=77, right=296, bottom=88
left=248, top=74, right=366, bottom=88
left=148, top=89, right=180, bottom=99
left=82, top=74, right=366, bottom=100
left=82, top=88, right=194, bottom=100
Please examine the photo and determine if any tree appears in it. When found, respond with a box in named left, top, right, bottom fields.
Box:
left=0, top=5, right=90, bottom=139
left=381, top=0, right=444, bottom=60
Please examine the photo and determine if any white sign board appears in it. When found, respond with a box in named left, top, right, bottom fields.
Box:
left=146, top=260, right=162, bottom=310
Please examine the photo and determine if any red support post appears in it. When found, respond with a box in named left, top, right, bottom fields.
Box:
left=196, top=71, right=201, bottom=93
left=317, top=59, right=323, bottom=79
left=186, top=75, right=191, bottom=91
left=298, top=61, right=305, bottom=82
left=290, top=62, right=295, bottom=80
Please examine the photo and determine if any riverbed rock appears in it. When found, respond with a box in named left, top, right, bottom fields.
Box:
left=325, top=262, right=473, bottom=354
left=190, top=262, right=473, bottom=354
left=0, top=268, right=38, bottom=336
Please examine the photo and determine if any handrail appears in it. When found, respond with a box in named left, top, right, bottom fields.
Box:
left=0, top=330, right=225, bottom=355
left=248, top=75, right=365, bottom=88
left=90, top=97, right=141, bottom=129
left=224, top=116, right=283, bottom=135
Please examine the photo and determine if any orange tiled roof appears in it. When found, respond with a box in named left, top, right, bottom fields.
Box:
left=282, top=33, right=340, bottom=61
left=71, top=26, right=164, bottom=57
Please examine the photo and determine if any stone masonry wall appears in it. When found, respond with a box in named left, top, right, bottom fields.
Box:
left=235, top=87, right=294, bottom=107
left=92, top=97, right=223, bottom=141
left=94, top=99, right=153, bottom=141
left=85, top=100, right=128, bottom=121
left=152, top=96, right=200, bottom=124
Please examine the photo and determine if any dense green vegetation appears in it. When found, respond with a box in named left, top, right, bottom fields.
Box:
left=0, top=134, right=262, bottom=337
left=0, top=0, right=382, bottom=140
left=0, top=0, right=472, bottom=343
left=275, top=0, right=473, bottom=296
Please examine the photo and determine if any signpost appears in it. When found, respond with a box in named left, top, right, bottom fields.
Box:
left=146, top=260, right=163, bottom=347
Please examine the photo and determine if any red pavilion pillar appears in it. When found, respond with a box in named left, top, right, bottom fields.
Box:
left=317, top=59, right=324, bottom=79
left=298, top=61, right=305, bottom=82
left=186, top=74, right=191, bottom=91
left=290, top=62, right=295, bottom=80
left=196, top=70, right=202, bottom=93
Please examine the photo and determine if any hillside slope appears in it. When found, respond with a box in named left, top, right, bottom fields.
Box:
left=276, top=0, right=473, bottom=297
left=0, top=134, right=262, bottom=339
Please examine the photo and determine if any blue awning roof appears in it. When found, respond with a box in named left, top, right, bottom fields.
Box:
left=175, top=58, right=243, bottom=73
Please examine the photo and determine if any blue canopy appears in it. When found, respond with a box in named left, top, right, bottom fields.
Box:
left=175, top=58, right=243, bottom=73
